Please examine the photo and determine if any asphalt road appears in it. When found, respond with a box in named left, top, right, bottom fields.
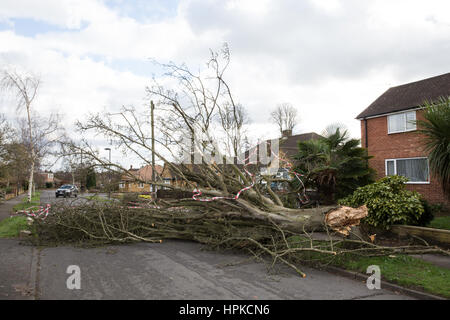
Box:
left=40, top=189, right=112, bottom=206
left=0, top=238, right=415, bottom=300
left=0, top=190, right=414, bottom=300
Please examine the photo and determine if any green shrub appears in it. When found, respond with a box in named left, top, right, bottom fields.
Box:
left=338, top=175, right=424, bottom=229
left=414, top=199, right=435, bottom=227
left=45, top=182, right=53, bottom=189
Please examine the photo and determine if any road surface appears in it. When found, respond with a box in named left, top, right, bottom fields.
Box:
left=0, top=190, right=414, bottom=300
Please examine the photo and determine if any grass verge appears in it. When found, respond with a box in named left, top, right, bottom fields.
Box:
left=85, top=195, right=114, bottom=202
left=0, top=216, right=29, bottom=238
left=333, top=254, right=450, bottom=298
left=12, top=192, right=41, bottom=212
left=428, top=216, right=450, bottom=230
left=288, top=235, right=450, bottom=298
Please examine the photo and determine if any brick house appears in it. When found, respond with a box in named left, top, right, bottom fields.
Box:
left=246, top=130, right=322, bottom=166
left=118, top=164, right=163, bottom=192
left=36, top=172, right=54, bottom=187
left=357, top=72, right=450, bottom=206
left=160, top=163, right=193, bottom=189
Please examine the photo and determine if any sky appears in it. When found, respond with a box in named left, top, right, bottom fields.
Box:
left=1, top=0, right=450, bottom=168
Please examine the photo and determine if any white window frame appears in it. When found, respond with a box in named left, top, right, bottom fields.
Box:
left=138, top=182, right=145, bottom=188
left=119, top=183, right=125, bottom=189
left=387, top=111, right=417, bottom=134
left=385, top=157, right=430, bottom=184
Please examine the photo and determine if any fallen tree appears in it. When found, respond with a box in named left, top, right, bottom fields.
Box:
left=30, top=201, right=448, bottom=278
left=44, top=46, right=448, bottom=277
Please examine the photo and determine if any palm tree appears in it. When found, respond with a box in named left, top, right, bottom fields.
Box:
left=416, top=97, right=450, bottom=197
left=294, top=127, right=375, bottom=203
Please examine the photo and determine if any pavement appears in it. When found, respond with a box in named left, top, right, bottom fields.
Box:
left=0, top=193, right=26, bottom=221
left=411, top=254, right=450, bottom=269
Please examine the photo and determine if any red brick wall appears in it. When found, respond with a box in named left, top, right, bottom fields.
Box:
left=361, top=110, right=449, bottom=206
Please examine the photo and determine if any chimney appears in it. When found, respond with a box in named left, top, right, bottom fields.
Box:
left=282, top=129, right=292, bottom=138
left=130, top=165, right=133, bottom=170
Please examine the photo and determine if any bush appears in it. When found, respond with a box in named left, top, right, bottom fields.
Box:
left=86, top=168, right=97, bottom=189
left=45, top=182, right=53, bottom=189
left=414, top=199, right=435, bottom=227
left=338, top=176, right=424, bottom=229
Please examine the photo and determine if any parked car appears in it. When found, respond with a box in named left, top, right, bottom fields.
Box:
left=55, top=184, right=78, bottom=198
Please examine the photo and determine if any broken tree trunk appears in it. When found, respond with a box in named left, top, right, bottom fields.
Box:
left=161, top=196, right=368, bottom=234
left=324, top=205, right=368, bottom=236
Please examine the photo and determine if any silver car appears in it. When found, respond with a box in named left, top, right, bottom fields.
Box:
left=55, top=185, right=79, bottom=198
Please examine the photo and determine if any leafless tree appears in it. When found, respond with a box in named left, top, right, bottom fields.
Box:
left=270, top=102, right=298, bottom=136
left=62, top=45, right=366, bottom=232
left=39, top=47, right=446, bottom=277
left=217, top=102, right=249, bottom=157
left=1, top=69, right=63, bottom=202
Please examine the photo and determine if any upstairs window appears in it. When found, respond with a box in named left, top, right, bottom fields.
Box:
left=387, top=111, right=416, bottom=134
left=385, top=157, right=429, bottom=183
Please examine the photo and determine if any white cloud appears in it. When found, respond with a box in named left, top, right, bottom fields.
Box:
left=0, top=0, right=106, bottom=29
left=1, top=0, right=450, bottom=169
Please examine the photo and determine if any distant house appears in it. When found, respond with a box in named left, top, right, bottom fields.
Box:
left=246, top=130, right=322, bottom=172
left=43, top=172, right=54, bottom=183
left=278, top=130, right=322, bottom=159
left=357, top=72, right=450, bottom=206
left=160, top=163, right=187, bottom=189
left=157, top=132, right=322, bottom=191
left=160, top=163, right=209, bottom=189
left=119, top=164, right=163, bottom=193
left=35, top=171, right=54, bottom=187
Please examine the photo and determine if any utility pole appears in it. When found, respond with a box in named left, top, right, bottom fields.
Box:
left=105, top=148, right=111, bottom=199
left=80, top=151, right=84, bottom=192
left=151, top=100, right=156, bottom=199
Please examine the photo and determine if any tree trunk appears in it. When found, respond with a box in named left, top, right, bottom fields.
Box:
left=168, top=198, right=367, bottom=235
left=26, top=101, right=34, bottom=203
left=27, top=160, right=34, bottom=202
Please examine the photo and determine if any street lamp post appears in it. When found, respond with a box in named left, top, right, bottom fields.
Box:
left=105, top=148, right=111, bottom=198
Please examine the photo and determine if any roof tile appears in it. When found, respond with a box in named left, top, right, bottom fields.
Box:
left=357, top=72, right=450, bottom=119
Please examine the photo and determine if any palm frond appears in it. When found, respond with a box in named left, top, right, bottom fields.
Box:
left=416, top=97, right=450, bottom=196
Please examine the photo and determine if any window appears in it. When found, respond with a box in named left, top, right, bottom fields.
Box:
left=387, top=111, right=416, bottom=134
left=385, top=158, right=429, bottom=183
left=119, top=183, right=124, bottom=189
left=138, top=183, right=144, bottom=188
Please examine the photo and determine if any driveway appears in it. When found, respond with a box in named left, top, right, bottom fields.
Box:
left=0, top=239, right=413, bottom=300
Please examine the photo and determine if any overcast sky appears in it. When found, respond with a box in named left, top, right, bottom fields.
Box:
left=1, top=0, right=450, bottom=167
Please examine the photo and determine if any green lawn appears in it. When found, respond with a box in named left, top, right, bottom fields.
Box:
left=334, top=255, right=450, bottom=298
left=287, top=235, right=450, bottom=298
left=0, top=216, right=29, bottom=238
left=85, top=195, right=114, bottom=202
left=428, top=216, right=450, bottom=230
left=12, top=192, right=41, bottom=212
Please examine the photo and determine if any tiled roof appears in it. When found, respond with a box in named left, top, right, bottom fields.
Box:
left=122, top=164, right=163, bottom=181
left=357, top=72, right=450, bottom=119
